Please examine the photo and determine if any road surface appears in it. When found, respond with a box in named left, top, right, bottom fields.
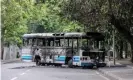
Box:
left=1, top=61, right=111, bottom=80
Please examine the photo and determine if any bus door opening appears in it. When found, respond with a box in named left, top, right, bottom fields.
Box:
left=65, top=56, right=72, bottom=65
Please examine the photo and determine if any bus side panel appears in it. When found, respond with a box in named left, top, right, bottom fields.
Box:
left=54, top=56, right=66, bottom=64
left=21, top=48, right=32, bottom=62
left=73, top=56, right=81, bottom=66
left=80, top=62, right=94, bottom=67
left=80, top=56, right=94, bottom=67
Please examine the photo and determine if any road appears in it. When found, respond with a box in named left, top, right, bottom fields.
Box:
left=1, top=61, right=111, bottom=80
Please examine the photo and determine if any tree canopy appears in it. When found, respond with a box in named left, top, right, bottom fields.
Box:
left=61, top=0, right=133, bottom=62
left=1, top=0, right=133, bottom=62
left=1, top=0, right=82, bottom=46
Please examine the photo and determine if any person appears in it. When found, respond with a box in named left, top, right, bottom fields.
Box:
left=16, top=52, right=20, bottom=58
left=34, top=48, right=41, bottom=66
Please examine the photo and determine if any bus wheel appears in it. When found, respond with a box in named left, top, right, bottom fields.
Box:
left=72, top=65, right=76, bottom=68
left=68, top=59, right=73, bottom=68
left=88, top=66, right=93, bottom=69
left=82, top=66, right=86, bottom=69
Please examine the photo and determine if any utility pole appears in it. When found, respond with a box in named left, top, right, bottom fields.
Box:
left=113, top=30, right=116, bottom=65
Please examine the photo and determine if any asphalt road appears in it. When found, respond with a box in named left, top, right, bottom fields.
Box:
left=1, top=62, right=111, bottom=80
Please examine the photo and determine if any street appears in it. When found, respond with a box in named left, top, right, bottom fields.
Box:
left=1, top=61, right=111, bottom=80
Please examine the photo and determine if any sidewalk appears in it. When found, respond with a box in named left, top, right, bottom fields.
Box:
left=117, top=59, right=133, bottom=69
left=1, top=58, right=21, bottom=64
left=98, top=59, right=133, bottom=80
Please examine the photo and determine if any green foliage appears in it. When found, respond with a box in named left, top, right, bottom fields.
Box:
left=61, top=0, right=133, bottom=46
left=28, top=0, right=83, bottom=33
left=61, top=0, right=133, bottom=61
left=1, top=0, right=29, bottom=45
left=2, top=0, right=82, bottom=46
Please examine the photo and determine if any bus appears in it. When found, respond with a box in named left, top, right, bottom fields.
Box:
left=22, top=32, right=106, bottom=68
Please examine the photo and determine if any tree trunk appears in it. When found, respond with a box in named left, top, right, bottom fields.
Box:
left=130, top=44, right=133, bottom=62
left=110, top=14, right=133, bottom=62
left=119, top=41, right=123, bottom=59
left=1, top=41, right=4, bottom=60
left=116, top=45, right=120, bottom=59
left=124, top=42, right=128, bottom=58
left=1, top=23, right=5, bottom=60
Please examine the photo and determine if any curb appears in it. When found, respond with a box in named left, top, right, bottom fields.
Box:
left=98, top=62, right=133, bottom=80
left=117, top=62, right=133, bottom=69
left=98, top=68, right=123, bottom=80
left=1, top=59, right=21, bottom=64
left=106, top=61, right=133, bottom=69
left=126, top=65, right=133, bottom=69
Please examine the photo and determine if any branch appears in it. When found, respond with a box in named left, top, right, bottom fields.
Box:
left=110, top=14, right=133, bottom=44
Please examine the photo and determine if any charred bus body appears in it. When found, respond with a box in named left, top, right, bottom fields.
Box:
left=22, top=32, right=106, bottom=68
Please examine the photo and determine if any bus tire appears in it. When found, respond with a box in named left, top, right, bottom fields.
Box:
left=68, top=59, right=73, bottom=68
left=88, top=66, right=93, bottom=69
left=72, top=65, right=76, bottom=68
left=82, top=66, right=86, bottom=69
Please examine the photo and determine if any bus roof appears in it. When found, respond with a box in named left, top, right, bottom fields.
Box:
left=22, top=32, right=104, bottom=40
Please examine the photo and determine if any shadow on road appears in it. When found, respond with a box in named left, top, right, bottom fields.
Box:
left=9, top=65, right=36, bottom=69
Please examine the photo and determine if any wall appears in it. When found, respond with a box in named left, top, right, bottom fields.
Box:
left=3, top=44, right=20, bottom=60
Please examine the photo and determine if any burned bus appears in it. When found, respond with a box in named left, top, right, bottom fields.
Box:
left=22, top=32, right=106, bottom=68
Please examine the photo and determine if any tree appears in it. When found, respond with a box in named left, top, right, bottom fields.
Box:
left=108, top=0, right=133, bottom=62
left=1, top=0, right=82, bottom=59
left=28, top=0, right=83, bottom=33
left=1, top=0, right=30, bottom=59
left=61, top=0, right=133, bottom=62
left=1, top=0, right=81, bottom=44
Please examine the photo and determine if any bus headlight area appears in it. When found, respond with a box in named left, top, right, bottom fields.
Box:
left=21, top=32, right=106, bottom=68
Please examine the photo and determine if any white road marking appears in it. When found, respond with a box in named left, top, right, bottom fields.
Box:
left=11, top=77, right=17, bottom=80
left=20, top=72, right=26, bottom=75
left=26, top=69, right=31, bottom=72
left=87, top=74, right=98, bottom=76
left=96, top=71, right=110, bottom=80
left=96, top=71, right=100, bottom=74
